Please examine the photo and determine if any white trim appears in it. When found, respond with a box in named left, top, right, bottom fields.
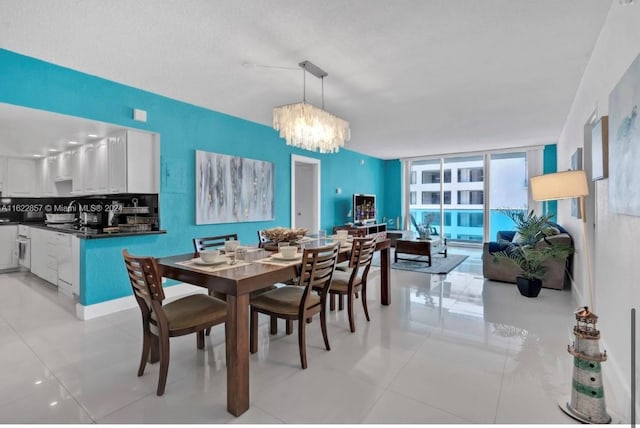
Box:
left=291, top=154, right=321, bottom=230
left=75, top=283, right=206, bottom=320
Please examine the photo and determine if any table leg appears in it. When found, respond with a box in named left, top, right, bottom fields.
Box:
left=380, top=246, right=391, bottom=305
left=225, top=293, right=250, bottom=416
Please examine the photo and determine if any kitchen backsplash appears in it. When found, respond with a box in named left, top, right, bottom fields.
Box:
left=0, top=194, right=159, bottom=229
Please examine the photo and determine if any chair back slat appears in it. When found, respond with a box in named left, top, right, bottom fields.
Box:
left=193, top=234, right=238, bottom=253
left=123, top=250, right=166, bottom=323
left=298, top=243, right=340, bottom=310
left=348, top=238, right=376, bottom=283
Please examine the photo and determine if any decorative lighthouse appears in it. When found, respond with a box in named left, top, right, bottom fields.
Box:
left=561, top=306, right=611, bottom=424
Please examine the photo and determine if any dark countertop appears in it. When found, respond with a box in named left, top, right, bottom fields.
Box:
left=25, top=223, right=167, bottom=239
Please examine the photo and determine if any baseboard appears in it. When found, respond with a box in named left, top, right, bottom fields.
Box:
left=75, top=283, right=206, bottom=320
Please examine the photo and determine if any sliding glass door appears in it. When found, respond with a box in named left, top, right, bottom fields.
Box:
left=406, top=148, right=540, bottom=245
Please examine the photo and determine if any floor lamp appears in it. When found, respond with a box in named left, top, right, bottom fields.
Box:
left=530, top=170, right=611, bottom=424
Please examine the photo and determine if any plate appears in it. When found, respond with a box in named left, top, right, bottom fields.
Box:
left=272, top=253, right=301, bottom=261
left=193, top=258, right=227, bottom=266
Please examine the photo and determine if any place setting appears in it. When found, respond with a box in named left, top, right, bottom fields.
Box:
left=256, top=243, right=302, bottom=266
left=177, top=247, right=252, bottom=272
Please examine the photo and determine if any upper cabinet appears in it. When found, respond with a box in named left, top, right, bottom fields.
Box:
left=0, top=157, right=6, bottom=192
left=108, top=130, right=159, bottom=194
left=56, top=150, right=72, bottom=181
left=82, top=139, right=109, bottom=195
left=2, top=129, right=158, bottom=198
left=5, top=158, right=37, bottom=197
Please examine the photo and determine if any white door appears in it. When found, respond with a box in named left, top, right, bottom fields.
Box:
left=291, top=154, right=320, bottom=232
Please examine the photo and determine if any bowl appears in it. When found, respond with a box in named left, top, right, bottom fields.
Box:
left=224, top=240, right=240, bottom=252
left=279, top=245, right=298, bottom=259
left=200, top=249, right=221, bottom=263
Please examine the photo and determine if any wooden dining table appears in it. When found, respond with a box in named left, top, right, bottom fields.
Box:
left=156, top=237, right=391, bottom=417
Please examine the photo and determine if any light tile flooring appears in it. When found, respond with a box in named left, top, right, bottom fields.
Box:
left=0, top=247, right=585, bottom=424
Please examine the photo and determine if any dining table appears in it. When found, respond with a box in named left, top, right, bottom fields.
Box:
left=156, top=236, right=391, bottom=417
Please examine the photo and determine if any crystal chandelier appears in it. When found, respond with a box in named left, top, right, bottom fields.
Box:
left=273, top=60, right=350, bottom=154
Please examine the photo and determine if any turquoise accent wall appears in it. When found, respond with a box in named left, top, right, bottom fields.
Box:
left=543, top=144, right=558, bottom=219
left=382, top=160, right=402, bottom=229
left=0, top=49, right=386, bottom=305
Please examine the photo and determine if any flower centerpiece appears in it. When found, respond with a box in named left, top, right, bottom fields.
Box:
left=262, top=227, right=308, bottom=243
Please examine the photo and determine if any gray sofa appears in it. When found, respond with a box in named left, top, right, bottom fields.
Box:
left=482, top=229, right=573, bottom=290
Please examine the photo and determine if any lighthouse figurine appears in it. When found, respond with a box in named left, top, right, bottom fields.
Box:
left=561, top=306, right=611, bottom=424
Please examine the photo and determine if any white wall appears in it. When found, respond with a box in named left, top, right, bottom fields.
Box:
left=557, top=1, right=640, bottom=420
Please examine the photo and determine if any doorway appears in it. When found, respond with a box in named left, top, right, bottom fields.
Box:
left=291, top=154, right=320, bottom=232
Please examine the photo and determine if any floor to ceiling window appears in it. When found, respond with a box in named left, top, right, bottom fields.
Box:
left=405, top=148, right=541, bottom=245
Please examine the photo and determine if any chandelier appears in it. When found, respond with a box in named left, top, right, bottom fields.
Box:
left=273, top=60, right=350, bottom=154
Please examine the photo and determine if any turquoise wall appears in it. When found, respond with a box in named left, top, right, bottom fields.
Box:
left=0, top=49, right=386, bottom=305
left=543, top=144, right=558, bottom=220
left=382, top=160, right=402, bottom=229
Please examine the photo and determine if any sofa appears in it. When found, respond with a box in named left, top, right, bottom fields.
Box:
left=482, top=224, right=573, bottom=290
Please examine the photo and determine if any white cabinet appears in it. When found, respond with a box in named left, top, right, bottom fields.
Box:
left=38, top=156, right=57, bottom=196
left=55, top=232, right=73, bottom=295
left=0, top=225, right=18, bottom=270
left=29, top=227, right=78, bottom=294
left=30, top=227, right=56, bottom=284
left=5, top=158, right=37, bottom=196
left=0, top=157, right=6, bottom=192
left=108, top=130, right=159, bottom=194
left=70, top=148, right=83, bottom=195
left=82, top=140, right=109, bottom=194
left=56, top=151, right=72, bottom=181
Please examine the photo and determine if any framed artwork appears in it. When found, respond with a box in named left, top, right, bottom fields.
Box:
left=571, top=148, right=583, bottom=218
left=591, top=116, right=609, bottom=181
left=609, top=51, right=640, bottom=216
left=195, top=150, right=274, bottom=224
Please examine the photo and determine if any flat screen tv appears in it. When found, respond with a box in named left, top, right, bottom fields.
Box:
left=353, top=194, right=376, bottom=224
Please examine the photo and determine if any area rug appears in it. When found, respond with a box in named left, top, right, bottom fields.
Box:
left=372, top=250, right=468, bottom=274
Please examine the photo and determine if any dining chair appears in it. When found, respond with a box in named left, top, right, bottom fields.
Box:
left=193, top=234, right=239, bottom=253
left=257, top=229, right=269, bottom=248
left=122, top=249, right=227, bottom=396
left=249, top=242, right=340, bottom=369
left=194, top=233, right=280, bottom=335
left=323, top=237, right=376, bottom=333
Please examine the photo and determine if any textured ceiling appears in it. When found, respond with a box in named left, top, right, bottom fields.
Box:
left=0, top=0, right=613, bottom=159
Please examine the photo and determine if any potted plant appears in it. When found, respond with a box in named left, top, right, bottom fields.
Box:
left=493, top=209, right=573, bottom=297
left=493, top=244, right=572, bottom=297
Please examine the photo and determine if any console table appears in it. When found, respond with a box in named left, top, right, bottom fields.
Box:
left=333, top=223, right=387, bottom=238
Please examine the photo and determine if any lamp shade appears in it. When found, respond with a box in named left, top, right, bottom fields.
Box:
left=530, top=170, right=589, bottom=201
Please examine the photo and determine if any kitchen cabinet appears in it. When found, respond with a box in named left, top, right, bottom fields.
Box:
left=70, top=148, right=83, bottom=195
left=30, top=227, right=57, bottom=284
left=0, top=225, right=18, bottom=270
left=29, top=227, right=78, bottom=294
left=56, top=150, right=72, bottom=181
left=5, top=158, right=37, bottom=196
left=0, top=157, right=6, bottom=192
left=108, top=130, right=159, bottom=194
left=38, top=156, right=57, bottom=196
left=82, top=140, right=109, bottom=194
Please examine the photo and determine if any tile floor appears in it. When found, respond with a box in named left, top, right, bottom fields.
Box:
left=0, top=247, right=586, bottom=424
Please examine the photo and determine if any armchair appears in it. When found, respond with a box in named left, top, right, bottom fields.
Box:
left=482, top=223, right=573, bottom=290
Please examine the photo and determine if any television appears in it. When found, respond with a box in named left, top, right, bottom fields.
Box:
left=353, top=193, right=376, bottom=224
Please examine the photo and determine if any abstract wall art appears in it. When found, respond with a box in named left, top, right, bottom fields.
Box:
left=195, top=150, right=274, bottom=224
left=609, top=52, right=640, bottom=216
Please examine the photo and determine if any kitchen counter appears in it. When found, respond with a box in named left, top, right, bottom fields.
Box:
left=26, top=223, right=166, bottom=239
